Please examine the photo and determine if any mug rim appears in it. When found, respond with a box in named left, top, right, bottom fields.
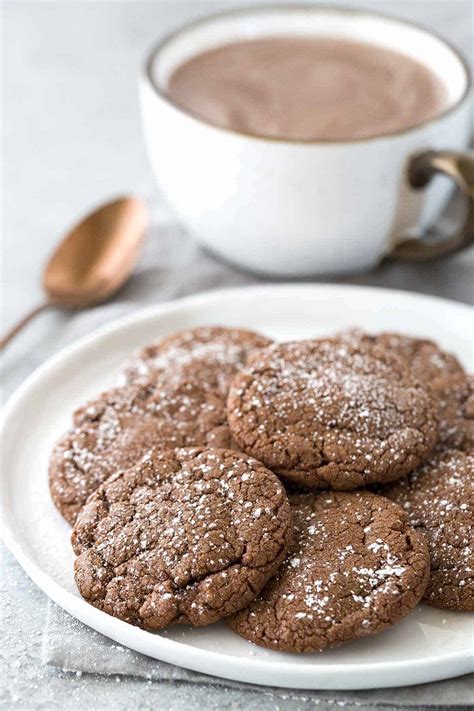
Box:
left=143, top=3, right=471, bottom=146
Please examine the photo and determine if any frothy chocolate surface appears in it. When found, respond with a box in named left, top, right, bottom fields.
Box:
left=167, top=37, right=448, bottom=140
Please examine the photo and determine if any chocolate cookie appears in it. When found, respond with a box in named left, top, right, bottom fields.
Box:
left=436, top=374, right=474, bottom=452
left=340, top=331, right=465, bottom=391
left=385, top=449, right=474, bottom=611
left=72, top=447, right=292, bottom=629
left=49, top=378, right=235, bottom=525
left=228, top=491, right=429, bottom=652
left=227, top=339, right=438, bottom=489
left=120, top=326, right=272, bottom=396
left=340, top=330, right=471, bottom=450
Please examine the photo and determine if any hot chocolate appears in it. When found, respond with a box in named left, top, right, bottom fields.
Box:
left=167, top=36, right=448, bottom=141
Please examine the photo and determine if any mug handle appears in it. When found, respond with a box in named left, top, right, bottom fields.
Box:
left=389, top=150, right=474, bottom=261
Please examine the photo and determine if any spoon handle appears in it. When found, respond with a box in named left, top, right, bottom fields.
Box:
left=0, top=302, right=52, bottom=350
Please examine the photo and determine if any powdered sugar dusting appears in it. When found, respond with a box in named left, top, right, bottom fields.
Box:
left=229, top=490, right=429, bottom=652
left=120, top=326, right=271, bottom=395
left=72, top=447, right=292, bottom=629
left=385, top=449, right=474, bottom=610
left=228, top=338, right=438, bottom=488
left=49, top=377, right=236, bottom=523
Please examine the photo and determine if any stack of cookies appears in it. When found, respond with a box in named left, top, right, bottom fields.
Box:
left=49, top=326, right=474, bottom=653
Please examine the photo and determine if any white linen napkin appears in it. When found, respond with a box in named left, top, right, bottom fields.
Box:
left=42, top=604, right=473, bottom=706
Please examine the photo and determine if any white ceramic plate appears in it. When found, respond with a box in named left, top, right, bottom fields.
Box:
left=2, top=285, right=473, bottom=689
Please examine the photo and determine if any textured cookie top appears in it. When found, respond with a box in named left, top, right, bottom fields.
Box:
left=227, top=339, right=438, bottom=488
left=340, top=330, right=471, bottom=451
left=72, top=447, right=292, bottom=629
left=385, top=449, right=474, bottom=611
left=228, top=490, right=429, bottom=652
left=49, top=379, right=234, bottom=525
left=436, top=374, right=474, bottom=452
left=120, top=326, right=272, bottom=396
left=341, top=331, right=464, bottom=391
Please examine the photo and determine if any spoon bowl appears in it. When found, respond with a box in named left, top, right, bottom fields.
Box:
left=44, top=197, right=148, bottom=307
left=1, top=196, right=149, bottom=348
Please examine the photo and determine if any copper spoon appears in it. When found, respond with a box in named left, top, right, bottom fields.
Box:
left=1, top=196, right=149, bottom=350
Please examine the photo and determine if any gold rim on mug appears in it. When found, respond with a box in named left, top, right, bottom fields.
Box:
left=143, top=3, right=471, bottom=146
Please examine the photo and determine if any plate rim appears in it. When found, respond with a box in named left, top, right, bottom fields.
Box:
left=2, top=283, right=473, bottom=689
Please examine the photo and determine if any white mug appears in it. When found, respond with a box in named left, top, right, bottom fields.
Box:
left=140, top=5, right=473, bottom=277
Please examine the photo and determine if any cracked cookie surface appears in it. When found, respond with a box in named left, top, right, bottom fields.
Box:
left=120, top=326, right=272, bottom=396
left=72, top=447, right=292, bottom=629
left=49, top=379, right=235, bottom=525
left=436, top=374, right=474, bottom=452
left=340, top=331, right=465, bottom=391
left=340, top=331, right=472, bottom=451
left=385, top=449, right=474, bottom=611
left=227, top=339, right=438, bottom=488
left=228, top=490, right=429, bottom=652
